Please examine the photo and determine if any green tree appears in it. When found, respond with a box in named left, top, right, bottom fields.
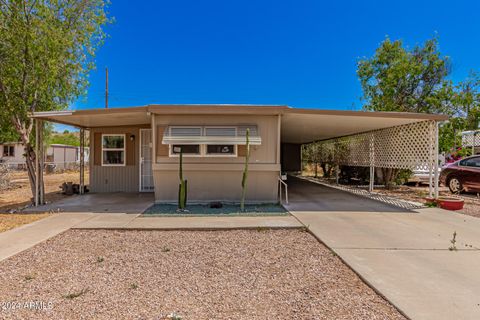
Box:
left=357, top=37, right=451, bottom=114
left=452, top=72, right=480, bottom=130
left=439, top=117, right=465, bottom=153
left=48, top=132, right=80, bottom=147
left=302, top=143, right=321, bottom=177
left=438, top=72, right=480, bottom=154
left=357, top=37, right=452, bottom=185
left=0, top=0, right=110, bottom=198
left=0, top=117, right=18, bottom=143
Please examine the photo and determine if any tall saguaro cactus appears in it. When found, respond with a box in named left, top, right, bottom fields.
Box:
left=240, top=128, right=250, bottom=211
left=178, top=149, right=187, bottom=210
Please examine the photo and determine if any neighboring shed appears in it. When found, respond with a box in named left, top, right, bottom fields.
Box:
left=461, top=130, right=480, bottom=154
left=0, top=143, right=26, bottom=168
left=0, top=142, right=88, bottom=170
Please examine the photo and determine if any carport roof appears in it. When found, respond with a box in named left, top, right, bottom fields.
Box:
left=31, top=104, right=448, bottom=144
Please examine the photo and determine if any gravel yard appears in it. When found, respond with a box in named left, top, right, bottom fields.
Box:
left=144, top=203, right=288, bottom=216
left=0, top=229, right=405, bottom=320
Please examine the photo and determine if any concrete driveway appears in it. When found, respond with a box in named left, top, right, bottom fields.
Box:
left=287, top=177, right=480, bottom=320
left=286, top=176, right=411, bottom=212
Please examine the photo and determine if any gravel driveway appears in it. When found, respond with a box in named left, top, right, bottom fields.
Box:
left=0, top=229, right=405, bottom=319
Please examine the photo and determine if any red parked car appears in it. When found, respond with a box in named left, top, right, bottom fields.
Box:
left=440, top=155, right=480, bottom=193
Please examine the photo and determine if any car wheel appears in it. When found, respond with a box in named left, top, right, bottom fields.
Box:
left=448, top=176, right=462, bottom=194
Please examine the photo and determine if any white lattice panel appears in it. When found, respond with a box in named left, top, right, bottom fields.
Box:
left=462, top=131, right=480, bottom=147
left=315, top=120, right=434, bottom=170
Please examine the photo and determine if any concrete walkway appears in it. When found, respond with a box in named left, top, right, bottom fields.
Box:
left=73, top=214, right=302, bottom=229
left=288, top=178, right=480, bottom=320
left=0, top=213, right=95, bottom=261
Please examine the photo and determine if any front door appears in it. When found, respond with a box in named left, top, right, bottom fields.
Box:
left=139, top=129, right=154, bottom=192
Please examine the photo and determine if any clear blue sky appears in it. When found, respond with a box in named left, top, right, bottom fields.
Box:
left=72, top=0, right=480, bottom=112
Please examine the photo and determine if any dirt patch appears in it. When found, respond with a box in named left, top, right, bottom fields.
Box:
left=0, top=229, right=405, bottom=320
left=0, top=213, right=51, bottom=233
left=374, top=185, right=480, bottom=218
left=0, top=171, right=89, bottom=213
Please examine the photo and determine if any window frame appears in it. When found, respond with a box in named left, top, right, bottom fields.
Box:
left=204, top=126, right=238, bottom=157
left=101, top=134, right=126, bottom=167
left=166, top=125, right=242, bottom=158
left=168, top=126, right=203, bottom=157
left=169, top=144, right=203, bottom=157
left=3, top=145, right=15, bottom=157
left=205, top=144, right=238, bottom=157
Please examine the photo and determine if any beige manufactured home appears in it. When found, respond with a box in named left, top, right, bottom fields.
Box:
left=31, top=105, right=447, bottom=204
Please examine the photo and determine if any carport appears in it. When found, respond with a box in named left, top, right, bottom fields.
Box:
left=284, top=176, right=413, bottom=212
left=280, top=109, right=448, bottom=199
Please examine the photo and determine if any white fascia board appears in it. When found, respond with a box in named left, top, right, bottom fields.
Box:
left=31, top=111, right=74, bottom=117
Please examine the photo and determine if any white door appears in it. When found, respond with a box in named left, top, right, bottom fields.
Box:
left=139, top=129, right=154, bottom=192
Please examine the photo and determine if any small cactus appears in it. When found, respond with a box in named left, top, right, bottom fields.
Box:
left=178, top=149, right=187, bottom=210
left=240, top=128, right=250, bottom=211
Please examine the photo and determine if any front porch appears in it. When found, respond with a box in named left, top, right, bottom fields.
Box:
left=26, top=192, right=154, bottom=214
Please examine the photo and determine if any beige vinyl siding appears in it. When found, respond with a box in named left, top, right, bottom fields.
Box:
left=89, top=125, right=148, bottom=193
left=154, top=114, right=278, bottom=164
left=90, top=165, right=139, bottom=192
left=153, top=114, right=280, bottom=202
left=154, top=170, right=278, bottom=203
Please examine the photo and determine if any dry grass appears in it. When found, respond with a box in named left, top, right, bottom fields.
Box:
left=0, top=213, right=52, bottom=233
left=0, top=171, right=88, bottom=213
left=0, top=229, right=405, bottom=320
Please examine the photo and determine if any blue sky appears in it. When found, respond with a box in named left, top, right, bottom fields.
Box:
left=70, top=0, right=480, bottom=115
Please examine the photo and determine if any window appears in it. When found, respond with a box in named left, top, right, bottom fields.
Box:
left=206, top=144, right=236, bottom=156
left=171, top=144, right=201, bottom=156
left=102, top=134, right=125, bottom=166
left=170, top=127, right=202, bottom=137
left=460, top=157, right=480, bottom=168
left=205, top=127, right=236, bottom=137
left=3, top=145, right=14, bottom=157
left=164, top=125, right=259, bottom=157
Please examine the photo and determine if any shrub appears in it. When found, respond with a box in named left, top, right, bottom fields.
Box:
left=0, top=163, right=11, bottom=190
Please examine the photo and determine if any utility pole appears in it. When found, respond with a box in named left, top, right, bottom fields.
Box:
left=105, top=67, right=109, bottom=109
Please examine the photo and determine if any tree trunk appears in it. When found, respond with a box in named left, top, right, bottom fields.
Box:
left=321, top=163, right=329, bottom=178
left=13, top=117, right=44, bottom=204
left=381, top=168, right=399, bottom=189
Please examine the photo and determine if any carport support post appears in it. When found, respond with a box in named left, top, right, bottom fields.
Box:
left=428, top=121, right=434, bottom=198
left=369, top=135, right=374, bottom=193
left=34, top=119, right=45, bottom=205
left=39, top=120, right=45, bottom=204
left=79, top=128, right=85, bottom=195
left=434, top=121, right=440, bottom=199
left=34, top=119, right=39, bottom=206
